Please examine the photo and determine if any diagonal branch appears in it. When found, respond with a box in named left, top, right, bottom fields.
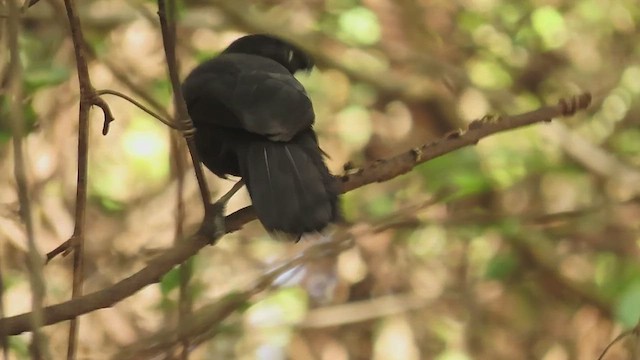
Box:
left=0, top=93, right=591, bottom=336
left=157, top=0, right=211, bottom=209
left=116, top=230, right=356, bottom=359
left=340, top=93, right=592, bottom=192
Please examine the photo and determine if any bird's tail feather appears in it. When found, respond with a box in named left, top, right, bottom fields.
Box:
left=238, top=135, right=339, bottom=236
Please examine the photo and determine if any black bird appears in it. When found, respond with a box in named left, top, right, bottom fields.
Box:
left=182, top=34, right=340, bottom=237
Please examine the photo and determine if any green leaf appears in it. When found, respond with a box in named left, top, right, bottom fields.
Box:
left=610, top=128, right=640, bottom=157
left=485, top=253, right=518, bottom=280
left=151, top=78, right=173, bottom=105
left=615, top=281, right=640, bottom=327
left=0, top=97, right=38, bottom=144
left=418, top=148, right=493, bottom=197
left=24, top=66, right=70, bottom=91
left=160, top=267, right=181, bottom=296
left=499, top=4, right=525, bottom=27
left=9, top=336, right=30, bottom=358
left=457, top=11, right=486, bottom=32
left=97, top=197, right=125, bottom=213
left=367, top=193, right=395, bottom=219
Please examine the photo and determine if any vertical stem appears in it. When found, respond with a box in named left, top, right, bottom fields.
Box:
left=157, top=0, right=211, bottom=209
left=171, top=131, right=191, bottom=359
left=7, top=0, right=49, bottom=358
left=62, top=0, right=93, bottom=357
left=65, top=102, right=89, bottom=360
left=165, top=1, right=192, bottom=357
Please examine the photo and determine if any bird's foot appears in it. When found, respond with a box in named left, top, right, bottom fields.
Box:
left=198, top=202, right=226, bottom=243
left=197, top=181, right=245, bottom=244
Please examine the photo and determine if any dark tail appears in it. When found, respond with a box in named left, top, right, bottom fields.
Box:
left=237, top=130, right=340, bottom=237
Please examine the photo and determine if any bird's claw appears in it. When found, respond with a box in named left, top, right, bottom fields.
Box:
left=198, top=181, right=245, bottom=243
left=198, top=202, right=226, bottom=244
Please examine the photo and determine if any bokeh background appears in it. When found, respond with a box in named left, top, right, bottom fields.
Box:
left=2, top=0, right=640, bottom=358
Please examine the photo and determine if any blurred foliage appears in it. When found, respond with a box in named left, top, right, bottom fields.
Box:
left=2, top=0, right=640, bottom=359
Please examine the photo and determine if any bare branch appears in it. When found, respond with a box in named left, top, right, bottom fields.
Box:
left=170, top=108, right=191, bottom=360
left=340, top=93, right=592, bottom=192
left=0, top=93, right=591, bottom=336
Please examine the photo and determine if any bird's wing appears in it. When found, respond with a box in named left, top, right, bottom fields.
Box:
left=182, top=57, right=314, bottom=142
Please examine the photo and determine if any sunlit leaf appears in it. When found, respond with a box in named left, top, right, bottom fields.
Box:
left=337, top=7, right=381, bottom=45
left=468, top=59, right=513, bottom=89
left=97, top=197, right=125, bottom=213
left=374, top=316, right=419, bottom=360
left=531, top=6, right=567, bottom=49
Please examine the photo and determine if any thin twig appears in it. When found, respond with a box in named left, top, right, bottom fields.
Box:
left=85, top=36, right=172, bottom=121
left=7, top=0, right=49, bottom=357
left=171, top=125, right=191, bottom=359
left=597, top=326, right=639, bottom=360
left=157, top=0, right=211, bottom=209
left=0, top=93, right=592, bottom=335
left=61, top=0, right=115, bottom=357
left=157, top=3, right=199, bottom=357
left=95, top=89, right=177, bottom=129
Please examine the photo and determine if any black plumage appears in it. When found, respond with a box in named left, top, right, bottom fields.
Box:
left=182, top=34, right=340, bottom=237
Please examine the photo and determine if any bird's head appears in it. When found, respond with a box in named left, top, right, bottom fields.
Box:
left=222, top=34, right=314, bottom=74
